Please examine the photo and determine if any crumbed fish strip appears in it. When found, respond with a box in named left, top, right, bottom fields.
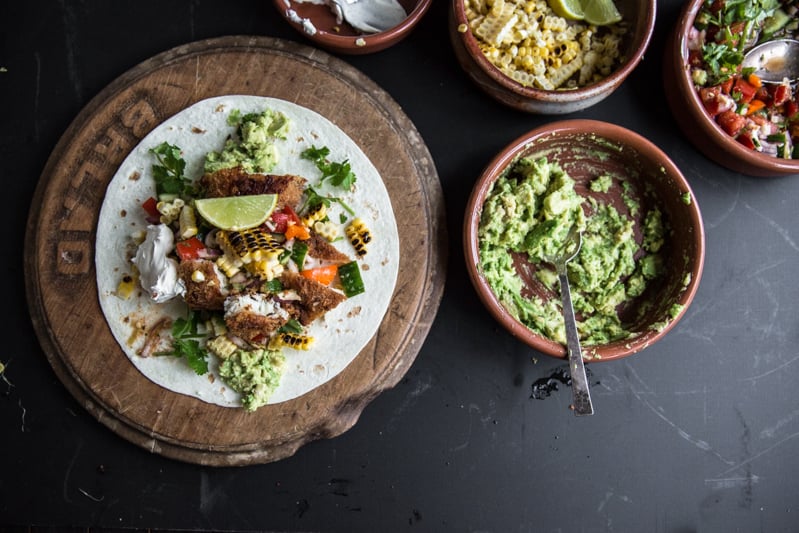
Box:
left=199, top=167, right=306, bottom=210
left=279, top=271, right=347, bottom=326
left=178, top=259, right=229, bottom=311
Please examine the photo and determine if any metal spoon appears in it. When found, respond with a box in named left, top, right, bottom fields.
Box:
left=742, top=38, right=799, bottom=84
left=544, top=228, right=594, bottom=416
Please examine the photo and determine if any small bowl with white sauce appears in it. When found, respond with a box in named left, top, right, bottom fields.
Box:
left=464, top=120, right=705, bottom=361
left=274, top=0, right=433, bottom=54
left=449, top=0, right=655, bottom=113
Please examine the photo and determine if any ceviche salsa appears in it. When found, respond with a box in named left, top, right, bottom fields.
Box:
left=688, top=0, right=799, bottom=157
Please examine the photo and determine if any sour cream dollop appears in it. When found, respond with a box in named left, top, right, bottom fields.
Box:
left=132, top=224, right=185, bottom=303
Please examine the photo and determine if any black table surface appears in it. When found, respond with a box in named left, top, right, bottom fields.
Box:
left=3, top=2, right=798, bottom=531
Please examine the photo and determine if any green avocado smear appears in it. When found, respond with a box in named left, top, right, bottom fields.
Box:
left=217, top=348, right=285, bottom=412
left=478, top=156, right=668, bottom=346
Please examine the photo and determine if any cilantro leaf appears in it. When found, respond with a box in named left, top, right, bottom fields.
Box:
left=304, top=186, right=355, bottom=216
left=168, top=312, right=209, bottom=375
left=301, top=145, right=357, bottom=189
left=149, top=142, right=196, bottom=198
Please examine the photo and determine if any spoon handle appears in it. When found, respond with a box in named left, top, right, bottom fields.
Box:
left=558, top=271, right=594, bottom=416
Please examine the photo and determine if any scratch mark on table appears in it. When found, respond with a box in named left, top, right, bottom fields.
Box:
left=62, top=440, right=83, bottom=504
left=760, top=407, right=799, bottom=439
left=18, top=398, right=27, bottom=432
left=744, top=202, right=799, bottom=252
left=704, top=476, right=761, bottom=490
left=714, top=430, right=799, bottom=478
left=624, top=363, right=734, bottom=466
left=739, top=353, right=799, bottom=383
left=596, top=490, right=631, bottom=512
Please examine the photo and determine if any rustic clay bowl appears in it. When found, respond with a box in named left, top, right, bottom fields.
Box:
left=665, top=0, right=799, bottom=176
left=449, top=0, right=656, bottom=113
left=464, top=120, right=705, bottom=361
left=274, top=0, right=432, bottom=55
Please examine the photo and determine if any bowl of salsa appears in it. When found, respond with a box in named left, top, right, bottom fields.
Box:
left=665, top=0, right=799, bottom=176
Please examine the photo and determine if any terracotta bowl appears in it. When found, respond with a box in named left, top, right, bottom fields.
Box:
left=274, top=0, right=433, bottom=55
left=665, top=0, right=799, bottom=177
left=449, top=0, right=655, bottom=114
left=464, top=120, right=705, bottom=361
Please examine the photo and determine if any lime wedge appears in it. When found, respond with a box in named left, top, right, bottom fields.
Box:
left=581, top=0, right=622, bottom=25
left=194, top=194, right=278, bottom=231
left=548, top=0, right=584, bottom=20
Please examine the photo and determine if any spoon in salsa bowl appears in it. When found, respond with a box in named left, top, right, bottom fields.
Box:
left=742, top=38, right=799, bottom=84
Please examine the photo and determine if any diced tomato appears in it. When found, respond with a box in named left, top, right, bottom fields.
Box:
left=700, top=86, right=734, bottom=116
left=269, top=206, right=302, bottom=233
left=733, top=77, right=757, bottom=103
left=142, top=197, right=159, bottom=219
left=772, top=84, right=792, bottom=107
left=717, top=110, right=746, bottom=136
left=720, top=78, right=734, bottom=94
left=784, top=100, right=799, bottom=118
left=175, top=236, right=206, bottom=261
left=300, top=264, right=338, bottom=286
left=736, top=132, right=756, bottom=150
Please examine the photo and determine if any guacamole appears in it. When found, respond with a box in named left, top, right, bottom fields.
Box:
left=204, top=108, right=290, bottom=174
left=478, top=156, right=668, bottom=346
left=218, top=348, right=286, bottom=412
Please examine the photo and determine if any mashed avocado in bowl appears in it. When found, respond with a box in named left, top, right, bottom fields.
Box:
left=465, top=120, right=705, bottom=361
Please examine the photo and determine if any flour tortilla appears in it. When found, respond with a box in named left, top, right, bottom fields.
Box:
left=96, top=96, right=399, bottom=406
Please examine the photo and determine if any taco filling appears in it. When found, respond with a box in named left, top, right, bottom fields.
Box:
left=95, top=96, right=399, bottom=411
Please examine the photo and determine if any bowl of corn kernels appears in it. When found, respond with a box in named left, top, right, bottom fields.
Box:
left=449, top=0, right=656, bottom=114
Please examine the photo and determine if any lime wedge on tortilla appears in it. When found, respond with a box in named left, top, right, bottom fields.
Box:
left=194, top=194, right=278, bottom=231
left=548, top=0, right=584, bottom=20
left=581, top=0, right=622, bottom=25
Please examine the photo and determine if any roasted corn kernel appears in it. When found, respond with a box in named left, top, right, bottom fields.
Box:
left=346, top=218, right=372, bottom=257
left=301, top=202, right=327, bottom=227
left=207, top=335, right=238, bottom=360
left=178, top=204, right=198, bottom=239
left=271, top=332, right=314, bottom=351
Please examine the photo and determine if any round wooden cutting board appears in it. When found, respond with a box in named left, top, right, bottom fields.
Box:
left=24, top=36, right=446, bottom=466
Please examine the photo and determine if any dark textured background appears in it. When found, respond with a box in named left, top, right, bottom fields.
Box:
left=2, top=1, right=798, bottom=531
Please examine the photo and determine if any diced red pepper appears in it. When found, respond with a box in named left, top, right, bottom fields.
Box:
left=300, top=264, right=338, bottom=286
left=175, top=236, right=206, bottom=261
left=784, top=100, right=799, bottom=118
left=717, top=110, right=746, bottom=136
left=284, top=223, right=310, bottom=241
left=142, top=196, right=159, bottom=219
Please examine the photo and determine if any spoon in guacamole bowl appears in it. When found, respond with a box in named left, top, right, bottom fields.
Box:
left=543, top=227, right=594, bottom=416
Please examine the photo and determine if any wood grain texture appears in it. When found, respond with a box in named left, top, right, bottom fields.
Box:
left=24, top=36, right=446, bottom=466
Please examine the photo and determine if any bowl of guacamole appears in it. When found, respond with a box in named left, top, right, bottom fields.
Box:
left=464, top=119, right=705, bottom=361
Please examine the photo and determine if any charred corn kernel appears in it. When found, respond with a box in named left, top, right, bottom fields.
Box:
left=215, top=253, right=242, bottom=277
left=301, top=203, right=327, bottom=227
left=271, top=332, right=314, bottom=351
left=207, top=335, right=238, bottom=360
left=157, top=198, right=185, bottom=225
left=205, top=315, right=227, bottom=337
left=245, top=252, right=284, bottom=281
left=191, top=269, right=205, bottom=283
left=116, top=274, right=137, bottom=299
left=178, top=205, right=198, bottom=239
left=313, top=220, right=338, bottom=241
left=218, top=229, right=282, bottom=264
left=346, top=218, right=372, bottom=257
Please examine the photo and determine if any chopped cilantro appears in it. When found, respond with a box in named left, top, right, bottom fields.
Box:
left=304, top=186, right=355, bottom=216
left=165, top=311, right=209, bottom=375
left=149, top=142, right=196, bottom=198
left=301, top=145, right=357, bottom=189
